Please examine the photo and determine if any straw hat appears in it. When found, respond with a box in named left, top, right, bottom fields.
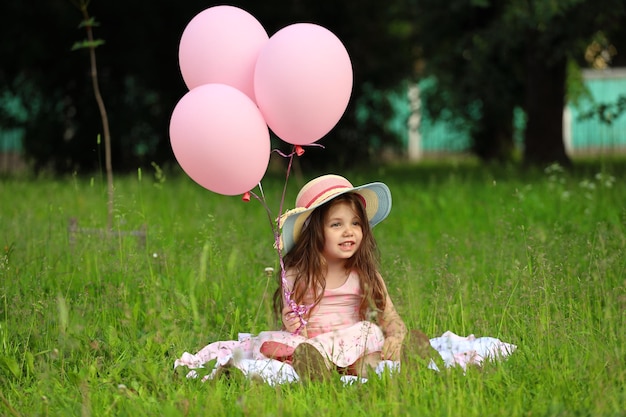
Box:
left=278, top=174, right=392, bottom=254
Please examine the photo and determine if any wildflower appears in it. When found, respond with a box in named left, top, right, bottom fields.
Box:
left=544, top=162, right=563, bottom=175
left=595, top=172, right=615, bottom=188
left=579, top=179, right=596, bottom=191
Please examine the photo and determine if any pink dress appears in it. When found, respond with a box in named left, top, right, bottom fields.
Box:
left=256, top=270, right=386, bottom=367
left=177, top=271, right=385, bottom=370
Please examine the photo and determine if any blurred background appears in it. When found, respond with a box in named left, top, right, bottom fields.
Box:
left=1, top=0, right=625, bottom=175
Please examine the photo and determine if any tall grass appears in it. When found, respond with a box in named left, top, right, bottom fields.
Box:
left=1, top=160, right=624, bottom=416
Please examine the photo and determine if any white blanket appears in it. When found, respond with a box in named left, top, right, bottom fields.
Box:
left=174, top=331, right=517, bottom=385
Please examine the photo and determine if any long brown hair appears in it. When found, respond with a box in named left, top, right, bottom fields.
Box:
left=273, top=193, right=387, bottom=324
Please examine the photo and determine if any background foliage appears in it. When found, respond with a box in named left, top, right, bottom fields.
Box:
left=0, top=0, right=625, bottom=173
left=0, top=0, right=419, bottom=173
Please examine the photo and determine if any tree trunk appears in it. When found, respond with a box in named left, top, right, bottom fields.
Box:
left=523, top=36, right=571, bottom=167
left=471, top=101, right=515, bottom=162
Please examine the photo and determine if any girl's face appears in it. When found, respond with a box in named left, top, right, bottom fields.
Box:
left=321, top=201, right=363, bottom=264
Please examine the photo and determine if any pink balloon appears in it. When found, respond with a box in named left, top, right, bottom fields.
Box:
left=254, top=23, right=353, bottom=145
left=169, top=84, right=270, bottom=196
left=178, top=6, right=268, bottom=102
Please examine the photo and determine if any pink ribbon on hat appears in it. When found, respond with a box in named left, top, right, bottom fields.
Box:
left=302, top=184, right=351, bottom=208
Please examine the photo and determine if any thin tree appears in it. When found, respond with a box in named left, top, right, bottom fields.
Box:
left=70, top=0, right=114, bottom=230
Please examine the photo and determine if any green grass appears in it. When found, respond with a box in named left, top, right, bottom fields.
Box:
left=1, top=160, right=625, bottom=416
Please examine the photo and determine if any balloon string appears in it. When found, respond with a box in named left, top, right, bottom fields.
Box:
left=272, top=149, right=293, bottom=158
left=249, top=144, right=322, bottom=334
left=271, top=143, right=323, bottom=159
left=276, top=146, right=315, bottom=333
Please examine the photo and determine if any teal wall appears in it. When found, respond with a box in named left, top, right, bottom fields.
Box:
left=390, top=69, right=626, bottom=155
left=0, top=87, right=29, bottom=153
left=567, top=69, right=626, bottom=151
left=387, top=81, right=472, bottom=152
left=0, top=128, right=25, bottom=152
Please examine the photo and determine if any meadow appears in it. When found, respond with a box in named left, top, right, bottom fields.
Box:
left=1, top=159, right=625, bottom=416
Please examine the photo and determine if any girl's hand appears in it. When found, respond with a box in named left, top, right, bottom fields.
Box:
left=282, top=308, right=303, bottom=334
left=382, top=335, right=403, bottom=361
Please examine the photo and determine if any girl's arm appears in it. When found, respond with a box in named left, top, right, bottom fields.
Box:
left=378, top=277, right=407, bottom=361
left=281, top=269, right=308, bottom=336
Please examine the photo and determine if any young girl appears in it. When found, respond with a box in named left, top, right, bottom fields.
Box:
left=257, top=174, right=407, bottom=380
left=174, top=174, right=407, bottom=383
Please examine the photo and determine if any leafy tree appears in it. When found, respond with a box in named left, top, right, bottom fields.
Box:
left=411, top=0, right=626, bottom=166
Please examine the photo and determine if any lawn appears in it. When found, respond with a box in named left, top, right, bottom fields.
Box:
left=1, top=159, right=625, bottom=416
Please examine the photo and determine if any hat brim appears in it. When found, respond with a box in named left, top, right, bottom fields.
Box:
left=279, top=182, right=391, bottom=254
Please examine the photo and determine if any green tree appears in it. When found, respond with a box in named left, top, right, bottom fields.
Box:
left=412, top=0, right=626, bottom=166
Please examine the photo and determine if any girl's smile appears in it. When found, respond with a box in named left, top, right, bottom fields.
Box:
left=322, top=202, right=363, bottom=263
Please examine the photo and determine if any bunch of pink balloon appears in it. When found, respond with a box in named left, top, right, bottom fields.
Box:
left=169, top=5, right=353, bottom=196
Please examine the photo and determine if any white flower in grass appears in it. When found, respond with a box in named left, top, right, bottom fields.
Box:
left=544, top=162, right=564, bottom=175
left=579, top=179, right=596, bottom=191
left=595, top=172, right=615, bottom=188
